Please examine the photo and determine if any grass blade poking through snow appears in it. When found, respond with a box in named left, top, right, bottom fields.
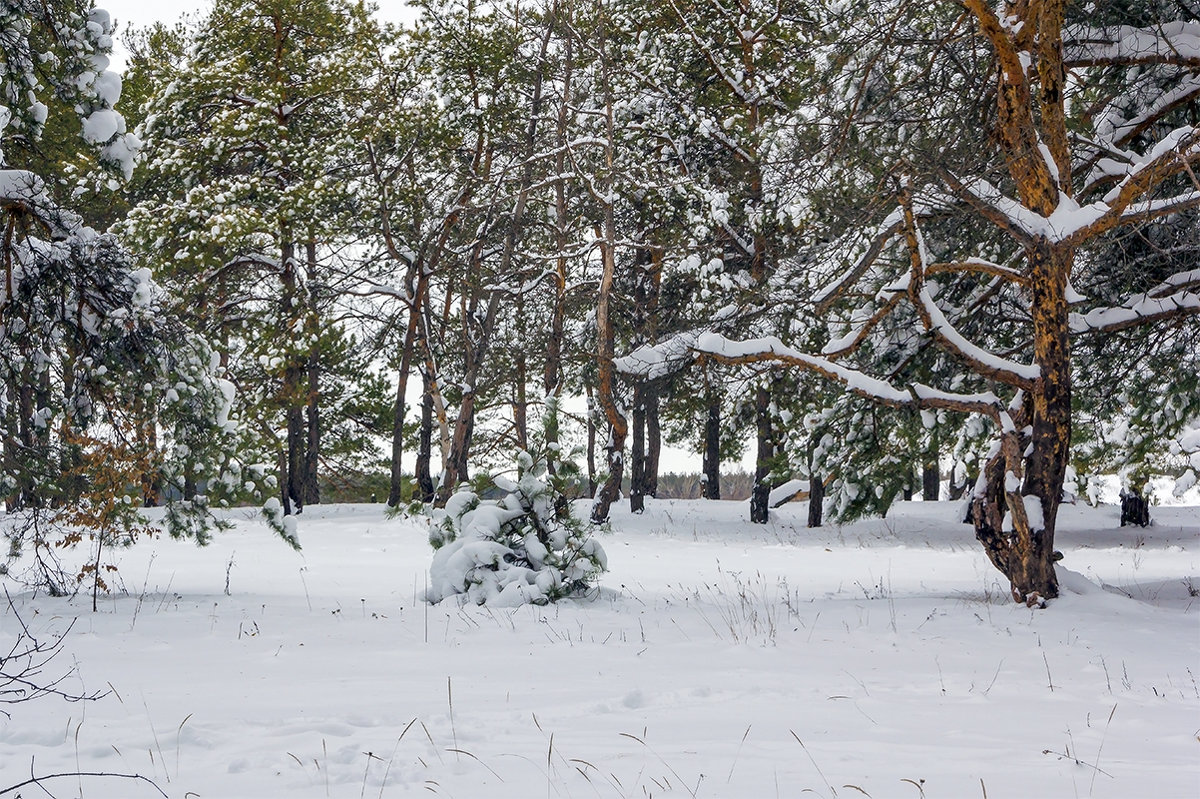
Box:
left=791, top=731, right=837, bottom=797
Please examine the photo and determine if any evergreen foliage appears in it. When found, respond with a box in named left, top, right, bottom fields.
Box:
left=424, top=404, right=606, bottom=606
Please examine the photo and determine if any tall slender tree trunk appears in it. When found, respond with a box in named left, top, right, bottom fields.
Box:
left=514, top=341, right=529, bottom=451
left=544, top=2, right=572, bottom=469
left=645, top=384, right=661, bottom=498
left=136, top=395, right=161, bottom=507
left=588, top=23, right=627, bottom=524
left=807, top=474, right=824, bottom=528
left=385, top=255, right=436, bottom=506
left=437, top=288, right=499, bottom=504
left=386, top=275, right=423, bottom=506
left=749, top=382, right=774, bottom=523
left=280, top=237, right=306, bottom=513
left=387, top=364, right=410, bottom=506
left=630, top=383, right=646, bottom=513
left=703, top=381, right=721, bottom=500
left=590, top=221, right=627, bottom=521
left=303, top=239, right=321, bottom=507
left=586, top=386, right=597, bottom=497
left=416, top=366, right=435, bottom=503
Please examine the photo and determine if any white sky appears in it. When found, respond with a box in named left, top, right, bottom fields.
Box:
left=102, top=0, right=420, bottom=72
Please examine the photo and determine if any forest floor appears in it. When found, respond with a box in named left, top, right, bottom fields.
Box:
left=1, top=498, right=1197, bottom=798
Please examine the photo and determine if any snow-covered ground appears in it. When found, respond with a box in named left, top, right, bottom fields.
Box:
left=2, top=499, right=1197, bottom=798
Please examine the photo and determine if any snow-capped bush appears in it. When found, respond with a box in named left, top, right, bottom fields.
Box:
left=424, top=450, right=606, bottom=607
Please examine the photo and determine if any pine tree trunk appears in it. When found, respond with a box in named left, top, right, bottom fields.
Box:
left=630, top=383, right=646, bottom=513
left=703, top=388, right=721, bottom=500
left=279, top=236, right=306, bottom=514
left=750, top=383, right=773, bottom=523
left=922, top=428, right=939, bottom=501
left=586, top=387, right=597, bottom=498
left=1018, top=242, right=1073, bottom=601
left=544, top=10, right=571, bottom=471
left=138, top=398, right=161, bottom=507
left=512, top=290, right=529, bottom=451
left=969, top=245, right=1073, bottom=604
left=386, top=279, right=425, bottom=506
left=807, top=473, right=824, bottom=528
left=416, top=368, right=435, bottom=503
left=387, top=369, right=409, bottom=506
left=922, top=462, right=939, bottom=501
left=276, top=445, right=291, bottom=517
left=645, top=385, right=661, bottom=498
left=589, top=36, right=626, bottom=524
left=514, top=347, right=529, bottom=452
left=303, top=241, right=321, bottom=507
left=286, top=402, right=305, bottom=512
left=437, top=289, right=500, bottom=505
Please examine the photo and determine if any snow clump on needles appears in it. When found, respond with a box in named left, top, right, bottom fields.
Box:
left=424, top=451, right=606, bottom=607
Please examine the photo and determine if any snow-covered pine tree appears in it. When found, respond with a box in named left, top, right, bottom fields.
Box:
left=424, top=401, right=606, bottom=606
left=1, top=1, right=279, bottom=593
left=699, top=0, right=1200, bottom=605
left=123, top=0, right=391, bottom=516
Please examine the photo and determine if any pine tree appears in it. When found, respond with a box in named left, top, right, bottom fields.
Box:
left=123, top=0, right=390, bottom=515
left=1, top=1, right=269, bottom=594
left=699, top=0, right=1200, bottom=604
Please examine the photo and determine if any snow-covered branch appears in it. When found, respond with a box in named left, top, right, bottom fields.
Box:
left=1068, top=126, right=1200, bottom=244
left=695, top=333, right=1004, bottom=418
left=914, top=285, right=1040, bottom=387
left=1069, top=290, right=1200, bottom=335
left=925, top=258, right=1028, bottom=284
left=813, top=207, right=909, bottom=312
left=614, top=331, right=698, bottom=380
left=1064, top=22, right=1200, bottom=68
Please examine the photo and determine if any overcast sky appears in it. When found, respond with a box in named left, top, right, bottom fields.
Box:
left=102, top=0, right=418, bottom=71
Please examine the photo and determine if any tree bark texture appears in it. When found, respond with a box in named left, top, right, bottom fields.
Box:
left=589, top=224, right=627, bottom=521
left=630, top=383, right=646, bottom=513
left=750, top=382, right=774, bottom=523
left=303, top=239, right=321, bottom=507
left=386, top=265, right=429, bottom=507
left=589, top=30, right=627, bottom=524
left=645, top=384, right=661, bottom=498
left=807, top=473, right=824, bottom=528
left=586, top=387, right=598, bottom=498
left=416, top=367, right=435, bottom=503
left=703, top=386, right=721, bottom=500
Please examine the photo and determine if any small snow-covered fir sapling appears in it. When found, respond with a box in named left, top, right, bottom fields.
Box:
left=424, top=446, right=607, bottom=607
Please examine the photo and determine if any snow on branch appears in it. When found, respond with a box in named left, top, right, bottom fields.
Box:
left=914, top=286, right=1041, bottom=387
left=1148, top=268, right=1200, bottom=298
left=925, top=257, right=1029, bottom=284
left=1103, top=76, right=1200, bottom=151
left=813, top=205, right=920, bottom=312
left=819, top=288, right=906, bottom=359
left=1117, top=189, right=1200, bottom=227
left=0, top=170, right=77, bottom=239
left=1064, top=22, right=1200, bottom=68
left=695, top=333, right=1004, bottom=417
left=1069, top=290, right=1200, bottom=335
left=1069, top=126, right=1200, bottom=242
left=614, top=331, right=698, bottom=380
left=947, top=175, right=1107, bottom=244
